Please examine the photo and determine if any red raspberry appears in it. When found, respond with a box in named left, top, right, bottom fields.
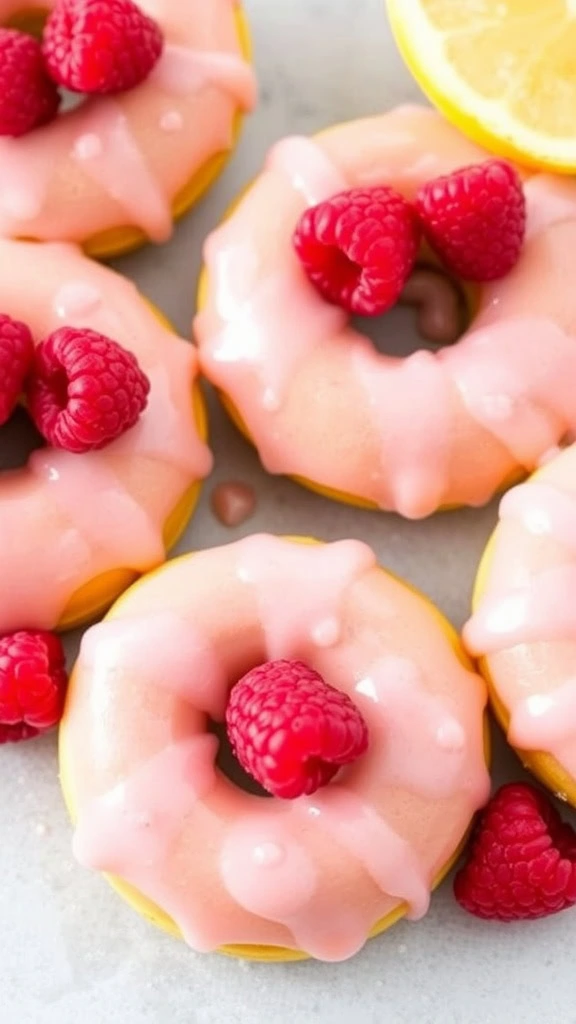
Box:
left=0, top=314, right=34, bottom=426
left=42, top=0, right=164, bottom=95
left=293, top=186, right=421, bottom=316
left=27, top=327, right=150, bottom=453
left=454, top=783, right=576, bottom=921
left=0, top=29, right=60, bottom=137
left=226, top=659, right=369, bottom=799
left=416, top=159, right=526, bottom=282
left=0, top=631, right=68, bottom=743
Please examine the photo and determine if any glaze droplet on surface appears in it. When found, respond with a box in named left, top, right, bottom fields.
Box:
left=53, top=281, right=102, bottom=319
left=210, top=480, right=256, bottom=527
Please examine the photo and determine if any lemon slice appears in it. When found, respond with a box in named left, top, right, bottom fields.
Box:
left=386, top=0, right=576, bottom=173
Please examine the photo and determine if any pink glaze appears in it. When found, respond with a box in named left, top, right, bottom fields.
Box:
left=0, top=239, right=211, bottom=632
left=63, top=535, right=489, bottom=961
left=195, top=106, right=576, bottom=517
left=464, top=444, right=576, bottom=781
left=0, top=1, right=256, bottom=244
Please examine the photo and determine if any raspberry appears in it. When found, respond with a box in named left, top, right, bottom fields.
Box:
left=226, top=659, right=369, bottom=799
left=42, top=0, right=164, bottom=95
left=0, top=314, right=34, bottom=426
left=0, top=29, right=60, bottom=137
left=27, top=327, right=150, bottom=453
left=454, top=783, right=576, bottom=921
left=0, top=631, right=68, bottom=743
left=416, top=159, right=526, bottom=282
left=293, top=186, right=421, bottom=316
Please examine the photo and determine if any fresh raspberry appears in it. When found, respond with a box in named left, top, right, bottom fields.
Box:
left=416, top=159, right=526, bottom=282
left=0, top=631, right=68, bottom=743
left=454, top=783, right=576, bottom=921
left=42, top=0, right=164, bottom=95
left=0, top=29, right=61, bottom=137
left=293, top=186, right=421, bottom=316
left=27, top=327, right=150, bottom=453
left=226, top=659, right=369, bottom=799
left=0, top=314, right=35, bottom=426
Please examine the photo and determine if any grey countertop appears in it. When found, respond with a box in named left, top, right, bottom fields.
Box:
left=1, top=2, right=575, bottom=1022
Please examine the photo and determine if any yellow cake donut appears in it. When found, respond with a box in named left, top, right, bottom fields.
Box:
left=195, top=105, right=576, bottom=519
left=0, top=2, right=255, bottom=258
left=0, top=238, right=212, bottom=634
left=60, top=535, right=490, bottom=962
left=465, top=445, right=576, bottom=808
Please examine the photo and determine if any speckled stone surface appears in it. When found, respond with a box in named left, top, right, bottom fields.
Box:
left=1, top=3, right=575, bottom=1022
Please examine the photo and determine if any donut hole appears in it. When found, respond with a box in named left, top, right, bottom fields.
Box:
left=209, top=717, right=272, bottom=798
left=0, top=405, right=45, bottom=470
left=352, top=265, right=468, bottom=358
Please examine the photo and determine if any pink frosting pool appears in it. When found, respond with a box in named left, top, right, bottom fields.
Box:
left=0, top=0, right=256, bottom=245
left=195, top=105, right=576, bottom=518
left=62, top=535, right=489, bottom=962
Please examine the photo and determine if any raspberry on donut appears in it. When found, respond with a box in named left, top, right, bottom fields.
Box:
left=0, top=1, right=256, bottom=256
left=62, top=535, right=489, bottom=962
left=0, top=239, right=212, bottom=635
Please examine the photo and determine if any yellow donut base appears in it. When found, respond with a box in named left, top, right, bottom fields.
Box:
left=54, top=299, right=209, bottom=632
left=9, top=6, right=252, bottom=261
left=60, top=539, right=491, bottom=962
left=472, top=529, right=576, bottom=808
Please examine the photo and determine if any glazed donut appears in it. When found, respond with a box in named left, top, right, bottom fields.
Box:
left=0, top=1, right=255, bottom=258
left=0, top=238, right=211, bottom=633
left=465, top=443, right=576, bottom=808
left=195, top=105, right=576, bottom=519
left=60, top=534, right=489, bottom=962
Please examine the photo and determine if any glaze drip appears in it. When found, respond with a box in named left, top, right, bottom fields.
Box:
left=464, top=444, right=576, bottom=779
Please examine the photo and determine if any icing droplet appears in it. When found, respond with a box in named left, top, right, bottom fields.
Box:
left=262, top=388, right=281, bottom=412
left=159, top=110, right=183, bottom=133
left=252, top=842, right=284, bottom=867
left=1, top=188, right=43, bottom=221
left=480, top=393, right=514, bottom=421
left=74, top=133, right=103, bottom=161
left=211, top=481, right=256, bottom=528
left=53, top=281, right=102, bottom=319
left=310, top=617, right=340, bottom=648
left=538, top=445, right=563, bottom=467
left=220, top=823, right=317, bottom=919
left=435, top=721, right=465, bottom=752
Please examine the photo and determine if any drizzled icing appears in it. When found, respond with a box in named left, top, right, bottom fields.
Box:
left=65, top=535, right=489, bottom=961
left=0, top=239, right=211, bottom=631
left=464, top=445, right=576, bottom=778
left=0, top=0, right=256, bottom=243
left=195, top=106, right=576, bottom=517
left=72, top=102, right=173, bottom=243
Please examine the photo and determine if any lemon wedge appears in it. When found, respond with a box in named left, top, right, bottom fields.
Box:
left=387, top=0, right=576, bottom=173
